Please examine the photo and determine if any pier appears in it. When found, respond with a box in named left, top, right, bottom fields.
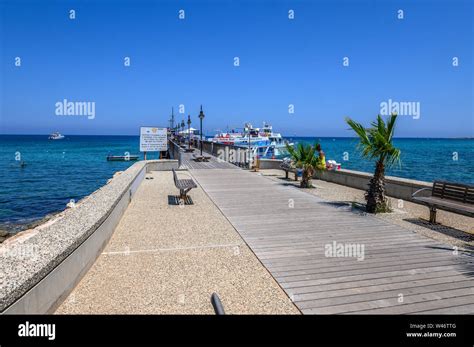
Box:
left=57, top=143, right=474, bottom=315
left=2, top=144, right=473, bottom=314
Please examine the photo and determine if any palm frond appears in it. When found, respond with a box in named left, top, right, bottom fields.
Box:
left=386, top=113, right=398, bottom=142
left=346, top=114, right=401, bottom=168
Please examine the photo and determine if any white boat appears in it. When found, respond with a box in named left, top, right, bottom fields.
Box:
left=211, top=123, right=293, bottom=159
left=48, top=132, right=65, bottom=140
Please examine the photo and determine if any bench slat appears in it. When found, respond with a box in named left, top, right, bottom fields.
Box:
left=413, top=180, right=474, bottom=221
left=413, top=196, right=474, bottom=217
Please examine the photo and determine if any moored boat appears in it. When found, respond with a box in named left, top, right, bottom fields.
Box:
left=210, top=122, right=293, bottom=159
left=106, top=155, right=139, bottom=161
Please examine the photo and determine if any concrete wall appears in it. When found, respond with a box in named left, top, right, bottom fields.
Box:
left=146, top=159, right=178, bottom=172
left=258, top=159, right=284, bottom=170
left=0, top=160, right=177, bottom=314
left=259, top=158, right=432, bottom=201
left=168, top=140, right=182, bottom=167
left=316, top=168, right=432, bottom=201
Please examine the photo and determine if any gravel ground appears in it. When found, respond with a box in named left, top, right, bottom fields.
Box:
left=257, top=169, right=474, bottom=251
left=55, top=170, right=299, bottom=315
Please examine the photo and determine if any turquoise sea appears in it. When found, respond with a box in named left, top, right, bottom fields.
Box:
left=0, top=135, right=473, bottom=232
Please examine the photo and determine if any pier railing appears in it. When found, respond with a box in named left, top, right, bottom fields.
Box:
left=168, top=139, right=182, bottom=167
left=198, top=140, right=252, bottom=168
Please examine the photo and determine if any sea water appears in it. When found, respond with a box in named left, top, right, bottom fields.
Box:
left=0, top=135, right=472, bottom=231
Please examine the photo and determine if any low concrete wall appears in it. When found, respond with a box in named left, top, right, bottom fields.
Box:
left=258, top=159, right=284, bottom=170
left=316, top=169, right=432, bottom=201
left=0, top=160, right=177, bottom=314
left=168, top=140, right=182, bottom=167
left=146, top=159, right=178, bottom=172
left=260, top=159, right=432, bottom=202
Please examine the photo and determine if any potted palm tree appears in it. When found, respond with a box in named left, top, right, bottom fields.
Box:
left=285, top=142, right=324, bottom=188
left=345, top=113, right=401, bottom=213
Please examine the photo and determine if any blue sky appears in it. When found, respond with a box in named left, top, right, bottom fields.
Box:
left=0, top=0, right=473, bottom=137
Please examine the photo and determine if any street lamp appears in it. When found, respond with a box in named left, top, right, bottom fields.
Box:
left=170, top=107, right=175, bottom=136
left=245, top=122, right=251, bottom=168
left=198, top=105, right=205, bottom=156
left=181, top=120, right=185, bottom=143
left=187, top=114, right=191, bottom=151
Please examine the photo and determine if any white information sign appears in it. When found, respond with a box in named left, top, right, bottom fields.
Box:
left=140, top=127, right=168, bottom=152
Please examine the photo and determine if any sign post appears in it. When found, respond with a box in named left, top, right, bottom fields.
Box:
left=140, top=127, right=168, bottom=160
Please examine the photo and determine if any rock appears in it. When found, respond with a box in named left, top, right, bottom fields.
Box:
left=0, top=236, right=6, bottom=243
left=0, top=230, right=8, bottom=237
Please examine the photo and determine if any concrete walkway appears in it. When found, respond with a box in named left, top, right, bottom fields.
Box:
left=190, top=169, right=474, bottom=314
left=56, top=171, right=299, bottom=314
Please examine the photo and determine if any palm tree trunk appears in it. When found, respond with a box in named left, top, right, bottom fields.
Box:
left=366, top=159, right=387, bottom=213
left=301, top=168, right=312, bottom=188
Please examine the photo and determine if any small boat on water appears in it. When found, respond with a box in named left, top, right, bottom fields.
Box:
left=48, top=132, right=65, bottom=140
left=106, top=154, right=140, bottom=161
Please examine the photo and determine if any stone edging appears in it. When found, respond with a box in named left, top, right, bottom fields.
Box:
left=0, top=160, right=177, bottom=313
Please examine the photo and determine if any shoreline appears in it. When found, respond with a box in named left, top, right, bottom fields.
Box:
left=0, top=171, right=126, bottom=238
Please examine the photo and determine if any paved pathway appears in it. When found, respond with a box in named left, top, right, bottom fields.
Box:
left=55, top=171, right=298, bottom=314
left=190, top=169, right=474, bottom=314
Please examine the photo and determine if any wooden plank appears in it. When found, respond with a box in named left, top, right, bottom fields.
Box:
left=413, top=303, right=474, bottom=314
left=189, top=168, right=474, bottom=314
left=275, top=259, right=473, bottom=282
left=303, top=288, right=474, bottom=315
left=288, top=274, right=474, bottom=300
left=297, top=279, right=474, bottom=310
left=340, top=294, right=474, bottom=315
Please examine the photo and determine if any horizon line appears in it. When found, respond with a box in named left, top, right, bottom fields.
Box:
left=0, top=133, right=472, bottom=140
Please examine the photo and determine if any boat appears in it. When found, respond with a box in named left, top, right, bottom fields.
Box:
left=210, top=122, right=293, bottom=159
left=106, top=155, right=139, bottom=161
left=48, top=132, right=65, bottom=140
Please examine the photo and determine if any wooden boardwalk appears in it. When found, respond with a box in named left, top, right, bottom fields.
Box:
left=190, top=169, right=474, bottom=314
left=179, top=150, right=238, bottom=170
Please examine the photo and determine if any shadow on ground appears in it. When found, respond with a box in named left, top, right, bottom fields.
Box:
left=405, top=218, right=474, bottom=243
left=167, top=195, right=194, bottom=206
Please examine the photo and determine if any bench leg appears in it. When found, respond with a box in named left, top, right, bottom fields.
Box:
left=429, top=207, right=437, bottom=224
left=294, top=172, right=298, bottom=181
left=285, top=171, right=288, bottom=179
left=179, top=188, right=193, bottom=201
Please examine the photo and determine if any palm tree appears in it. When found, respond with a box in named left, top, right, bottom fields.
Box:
left=345, top=113, right=401, bottom=213
left=285, top=142, right=323, bottom=188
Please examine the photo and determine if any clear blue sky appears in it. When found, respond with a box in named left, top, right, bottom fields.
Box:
left=1, top=0, right=473, bottom=137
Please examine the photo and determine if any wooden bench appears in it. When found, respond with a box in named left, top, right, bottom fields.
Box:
left=280, top=161, right=299, bottom=181
left=412, top=181, right=474, bottom=223
left=193, top=154, right=211, bottom=162
left=172, top=168, right=197, bottom=200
